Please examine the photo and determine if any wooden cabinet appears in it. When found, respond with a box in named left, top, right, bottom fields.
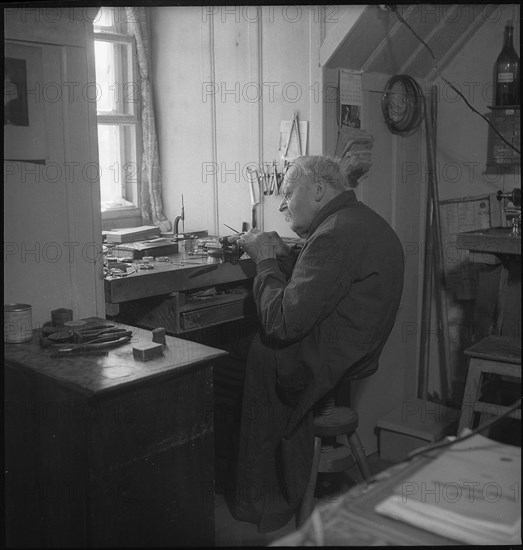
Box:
left=4, top=8, right=105, bottom=327
left=5, top=322, right=227, bottom=547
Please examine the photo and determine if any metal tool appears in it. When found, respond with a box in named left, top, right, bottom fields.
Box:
left=73, top=327, right=131, bottom=343
left=282, top=112, right=302, bottom=161
left=247, top=168, right=261, bottom=229
left=224, top=223, right=241, bottom=234
left=51, top=333, right=133, bottom=351
left=497, top=188, right=521, bottom=236
left=269, top=161, right=277, bottom=195
left=173, top=194, right=185, bottom=236
left=219, top=234, right=244, bottom=264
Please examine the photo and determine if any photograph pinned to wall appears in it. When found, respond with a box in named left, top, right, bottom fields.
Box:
left=339, top=69, right=362, bottom=129
left=4, top=42, right=48, bottom=163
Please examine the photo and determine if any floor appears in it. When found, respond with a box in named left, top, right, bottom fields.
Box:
left=213, top=417, right=521, bottom=546
left=214, top=452, right=393, bottom=546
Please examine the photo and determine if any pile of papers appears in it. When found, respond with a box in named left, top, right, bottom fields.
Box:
left=105, top=225, right=160, bottom=243
left=375, top=434, right=521, bottom=545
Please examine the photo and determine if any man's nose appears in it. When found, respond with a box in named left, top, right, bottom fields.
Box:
left=279, top=198, right=287, bottom=212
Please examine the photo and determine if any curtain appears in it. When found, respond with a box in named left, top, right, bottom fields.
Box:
left=125, top=7, right=171, bottom=232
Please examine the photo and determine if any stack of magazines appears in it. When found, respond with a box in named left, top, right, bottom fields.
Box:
left=375, top=434, right=521, bottom=545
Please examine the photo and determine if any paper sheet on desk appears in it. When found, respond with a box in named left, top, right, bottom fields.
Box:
left=375, top=434, right=521, bottom=545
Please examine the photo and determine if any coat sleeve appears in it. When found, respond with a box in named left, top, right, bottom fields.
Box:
left=253, top=230, right=357, bottom=343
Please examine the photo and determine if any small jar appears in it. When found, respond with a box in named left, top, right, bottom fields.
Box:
left=4, top=303, right=33, bottom=343
left=184, top=236, right=197, bottom=254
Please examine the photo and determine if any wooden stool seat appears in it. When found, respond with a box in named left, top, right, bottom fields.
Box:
left=314, top=406, right=359, bottom=436
left=457, top=336, right=521, bottom=435
left=297, top=393, right=372, bottom=527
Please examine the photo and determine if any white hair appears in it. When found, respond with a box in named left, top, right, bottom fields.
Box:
left=288, top=155, right=359, bottom=190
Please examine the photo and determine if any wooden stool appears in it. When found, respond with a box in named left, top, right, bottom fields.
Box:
left=457, top=336, right=521, bottom=435
left=297, top=390, right=372, bottom=527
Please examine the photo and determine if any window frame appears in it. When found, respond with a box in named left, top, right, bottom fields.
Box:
left=94, top=10, right=142, bottom=223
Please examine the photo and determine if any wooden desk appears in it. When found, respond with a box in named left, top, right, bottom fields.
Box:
left=104, top=252, right=257, bottom=335
left=104, top=252, right=256, bottom=304
left=5, top=319, right=227, bottom=547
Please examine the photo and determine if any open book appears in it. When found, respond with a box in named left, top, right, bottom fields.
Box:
left=375, top=434, right=521, bottom=545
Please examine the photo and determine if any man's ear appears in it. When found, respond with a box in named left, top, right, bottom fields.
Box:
left=314, top=179, right=326, bottom=202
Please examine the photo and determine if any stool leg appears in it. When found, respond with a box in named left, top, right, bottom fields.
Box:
left=457, top=359, right=482, bottom=435
left=296, top=436, right=322, bottom=528
left=347, top=432, right=372, bottom=481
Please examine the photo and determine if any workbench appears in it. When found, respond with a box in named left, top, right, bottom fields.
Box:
left=5, top=319, right=227, bottom=547
left=105, top=251, right=256, bottom=304
left=104, top=251, right=258, bottom=335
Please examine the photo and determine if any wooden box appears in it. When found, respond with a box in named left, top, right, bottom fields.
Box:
left=377, top=399, right=459, bottom=463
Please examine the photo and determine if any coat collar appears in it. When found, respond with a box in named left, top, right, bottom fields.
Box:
left=306, top=190, right=357, bottom=238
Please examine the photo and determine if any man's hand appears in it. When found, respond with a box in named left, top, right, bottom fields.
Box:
left=237, top=229, right=291, bottom=263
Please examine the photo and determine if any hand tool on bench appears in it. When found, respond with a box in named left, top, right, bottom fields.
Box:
left=247, top=167, right=261, bottom=229
left=73, top=327, right=131, bottom=343
left=51, top=331, right=133, bottom=349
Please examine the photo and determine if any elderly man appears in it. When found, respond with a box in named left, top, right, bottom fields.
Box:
left=229, top=155, right=404, bottom=532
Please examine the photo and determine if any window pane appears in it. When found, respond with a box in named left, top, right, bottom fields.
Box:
left=94, top=41, right=117, bottom=113
left=99, top=125, right=132, bottom=209
left=94, top=41, right=135, bottom=115
left=94, top=6, right=114, bottom=28
left=98, top=124, right=138, bottom=210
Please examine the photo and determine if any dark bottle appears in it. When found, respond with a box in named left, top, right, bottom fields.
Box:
left=494, top=21, right=520, bottom=106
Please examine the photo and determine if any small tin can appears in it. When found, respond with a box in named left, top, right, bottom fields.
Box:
left=4, top=303, right=33, bottom=343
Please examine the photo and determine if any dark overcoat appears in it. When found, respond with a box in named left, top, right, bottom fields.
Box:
left=231, top=190, right=405, bottom=532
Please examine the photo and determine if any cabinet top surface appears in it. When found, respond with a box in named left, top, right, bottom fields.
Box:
left=4, top=318, right=227, bottom=397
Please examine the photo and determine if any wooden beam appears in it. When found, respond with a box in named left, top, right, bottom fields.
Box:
left=425, top=5, right=499, bottom=81
left=319, top=5, right=366, bottom=67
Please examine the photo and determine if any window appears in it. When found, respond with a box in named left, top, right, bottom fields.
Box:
left=94, top=7, right=140, bottom=216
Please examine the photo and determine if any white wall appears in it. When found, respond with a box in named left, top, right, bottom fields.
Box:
left=326, top=71, right=426, bottom=454
left=150, top=6, right=323, bottom=237
left=4, top=8, right=105, bottom=329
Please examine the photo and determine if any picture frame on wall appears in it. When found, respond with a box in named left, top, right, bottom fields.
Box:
left=4, top=42, right=48, bottom=162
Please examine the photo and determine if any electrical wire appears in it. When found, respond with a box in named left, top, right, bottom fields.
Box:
left=405, top=397, right=522, bottom=462
left=388, top=5, right=521, bottom=156
left=381, top=74, right=425, bottom=135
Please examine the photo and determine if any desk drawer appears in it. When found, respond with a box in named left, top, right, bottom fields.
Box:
left=181, top=299, right=254, bottom=330
left=117, top=289, right=256, bottom=334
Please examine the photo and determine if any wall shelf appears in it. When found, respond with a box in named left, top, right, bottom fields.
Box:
left=457, top=227, right=521, bottom=256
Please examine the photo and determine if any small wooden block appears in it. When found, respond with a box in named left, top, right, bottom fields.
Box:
left=133, top=342, right=164, bottom=361
left=152, top=327, right=166, bottom=345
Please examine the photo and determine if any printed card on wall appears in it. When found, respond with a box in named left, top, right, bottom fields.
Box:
left=339, top=69, right=362, bottom=129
